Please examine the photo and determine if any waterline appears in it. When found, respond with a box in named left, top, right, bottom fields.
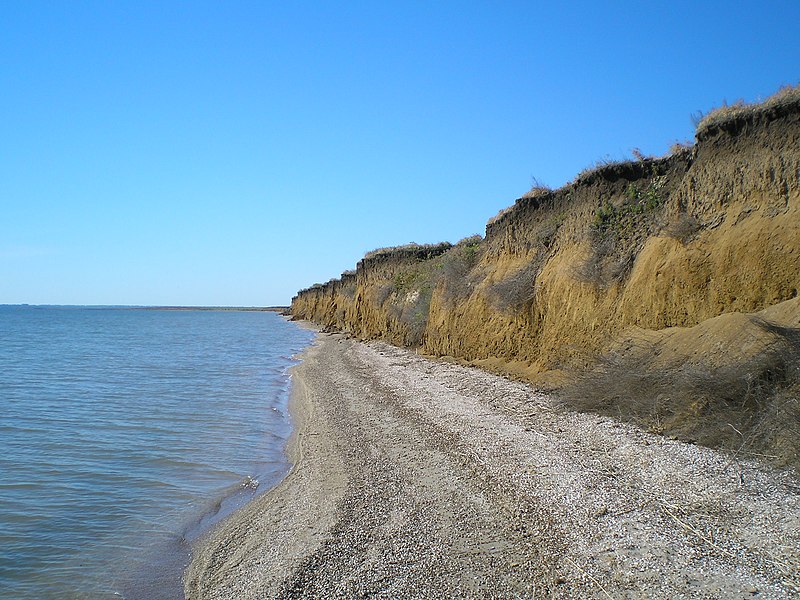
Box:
left=0, top=306, right=314, bottom=598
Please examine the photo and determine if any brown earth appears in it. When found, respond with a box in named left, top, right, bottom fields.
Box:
left=290, top=91, right=800, bottom=468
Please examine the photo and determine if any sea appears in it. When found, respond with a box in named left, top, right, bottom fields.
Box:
left=0, top=305, right=315, bottom=599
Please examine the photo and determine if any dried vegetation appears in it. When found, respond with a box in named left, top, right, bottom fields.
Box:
left=695, top=83, right=800, bottom=138
left=560, top=317, right=800, bottom=471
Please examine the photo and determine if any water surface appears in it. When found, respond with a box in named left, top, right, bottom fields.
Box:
left=0, top=306, right=314, bottom=599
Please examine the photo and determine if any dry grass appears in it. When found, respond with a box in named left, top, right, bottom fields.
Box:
left=573, top=236, right=636, bottom=288
left=663, top=213, right=701, bottom=244
left=668, top=140, right=693, bottom=156
left=363, top=242, right=452, bottom=260
left=695, top=83, right=800, bottom=138
left=386, top=278, right=433, bottom=347
left=574, top=156, right=629, bottom=184
left=437, top=236, right=483, bottom=301
left=559, top=318, right=800, bottom=471
left=487, top=205, right=516, bottom=228
left=486, top=261, right=540, bottom=312
left=521, top=178, right=552, bottom=200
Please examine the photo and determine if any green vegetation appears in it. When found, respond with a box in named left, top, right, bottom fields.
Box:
left=578, top=177, right=667, bottom=287
left=392, top=269, right=423, bottom=295
left=378, top=236, right=486, bottom=343
left=591, top=177, right=665, bottom=235
left=363, top=242, right=452, bottom=261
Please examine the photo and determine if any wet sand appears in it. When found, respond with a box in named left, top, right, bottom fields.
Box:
left=185, top=332, right=800, bottom=599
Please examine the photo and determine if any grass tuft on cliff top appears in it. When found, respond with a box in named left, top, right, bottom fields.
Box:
left=363, top=242, right=452, bottom=261
left=695, top=83, right=800, bottom=138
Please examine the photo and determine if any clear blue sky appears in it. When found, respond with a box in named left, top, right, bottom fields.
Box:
left=2, top=1, right=798, bottom=306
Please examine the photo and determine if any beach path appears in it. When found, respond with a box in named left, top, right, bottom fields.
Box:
left=185, top=333, right=800, bottom=599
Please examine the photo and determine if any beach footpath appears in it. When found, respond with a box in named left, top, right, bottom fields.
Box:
left=185, top=333, right=800, bottom=599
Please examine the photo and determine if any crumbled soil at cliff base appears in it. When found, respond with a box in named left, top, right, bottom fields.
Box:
left=185, top=334, right=800, bottom=599
left=559, top=296, right=800, bottom=471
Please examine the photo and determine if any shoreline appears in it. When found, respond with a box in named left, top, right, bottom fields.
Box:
left=185, top=332, right=349, bottom=597
left=185, top=332, right=800, bottom=599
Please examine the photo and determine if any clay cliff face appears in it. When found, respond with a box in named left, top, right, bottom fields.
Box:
left=291, top=90, right=800, bottom=467
left=293, top=93, right=799, bottom=371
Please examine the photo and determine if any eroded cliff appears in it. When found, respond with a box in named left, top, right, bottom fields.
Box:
left=291, top=88, right=800, bottom=468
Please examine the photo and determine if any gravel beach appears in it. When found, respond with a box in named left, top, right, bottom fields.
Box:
left=184, top=332, right=800, bottom=599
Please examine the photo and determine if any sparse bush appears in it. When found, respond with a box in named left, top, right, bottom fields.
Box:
left=574, top=236, right=635, bottom=288
left=399, top=289, right=432, bottom=346
left=437, top=236, right=483, bottom=301
left=486, top=211, right=565, bottom=311
left=392, top=269, right=423, bottom=295
left=486, top=261, right=540, bottom=312
left=577, top=177, right=666, bottom=286
left=386, top=280, right=433, bottom=346
left=664, top=213, right=701, bottom=244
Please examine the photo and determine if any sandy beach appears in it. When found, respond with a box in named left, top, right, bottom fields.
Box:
left=185, top=332, right=800, bottom=599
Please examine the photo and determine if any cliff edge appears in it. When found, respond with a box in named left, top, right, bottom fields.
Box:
left=291, top=87, right=800, bottom=470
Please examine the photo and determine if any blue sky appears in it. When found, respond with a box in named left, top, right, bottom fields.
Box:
left=2, top=1, right=798, bottom=306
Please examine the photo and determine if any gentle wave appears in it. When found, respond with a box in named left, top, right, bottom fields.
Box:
left=0, top=306, right=314, bottom=599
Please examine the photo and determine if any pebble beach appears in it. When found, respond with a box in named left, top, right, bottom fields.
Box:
left=186, top=332, right=800, bottom=599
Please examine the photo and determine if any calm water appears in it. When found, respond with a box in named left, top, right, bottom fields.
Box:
left=0, top=306, right=315, bottom=599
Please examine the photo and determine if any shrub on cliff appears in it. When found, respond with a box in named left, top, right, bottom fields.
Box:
left=436, top=235, right=483, bottom=301
left=483, top=210, right=565, bottom=313
left=486, top=261, right=539, bottom=313
left=374, top=236, right=485, bottom=344
left=577, top=177, right=667, bottom=287
left=385, top=268, right=434, bottom=346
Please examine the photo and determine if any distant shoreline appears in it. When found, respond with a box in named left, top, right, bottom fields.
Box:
left=2, top=304, right=289, bottom=312
left=137, top=306, right=289, bottom=312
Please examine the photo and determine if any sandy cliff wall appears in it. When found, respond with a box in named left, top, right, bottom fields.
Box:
left=292, top=91, right=800, bottom=466
left=293, top=93, right=800, bottom=373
